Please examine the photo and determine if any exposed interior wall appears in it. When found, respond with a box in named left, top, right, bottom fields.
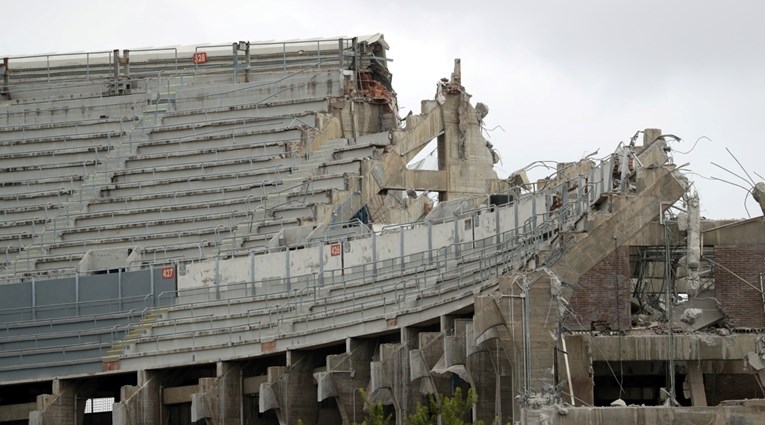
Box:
left=565, top=247, right=632, bottom=331
left=704, top=374, right=764, bottom=406
left=714, top=244, right=765, bottom=328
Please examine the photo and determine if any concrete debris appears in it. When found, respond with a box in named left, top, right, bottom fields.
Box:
left=744, top=351, right=765, bottom=383
left=610, top=398, right=626, bottom=407
left=671, top=297, right=724, bottom=331
left=474, top=102, right=489, bottom=122
left=680, top=308, right=703, bottom=325
left=745, top=351, right=764, bottom=371
left=716, top=327, right=732, bottom=336
left=518, top=385, right=560, bottom=410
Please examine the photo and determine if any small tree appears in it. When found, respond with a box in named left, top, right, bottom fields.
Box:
left=356, top=388, right=392, bottom=425
left=406, top=387, right=479, bottom=425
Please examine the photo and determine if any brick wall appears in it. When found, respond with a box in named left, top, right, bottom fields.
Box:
left=704, top=373, right=763, bottom=405
left=714, top=244, right=765, bottom=328
left=565, top=247, right=631, bottom=331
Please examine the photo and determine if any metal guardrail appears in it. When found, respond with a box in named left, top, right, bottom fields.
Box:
left=0, top=306, right=145, bottom=335
left=1, top=50, right=113, bottom=81
left=118, top=222, right=540, bottom=355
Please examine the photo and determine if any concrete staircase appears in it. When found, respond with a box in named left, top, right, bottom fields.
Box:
left=103, top=309, right=166, bottom=363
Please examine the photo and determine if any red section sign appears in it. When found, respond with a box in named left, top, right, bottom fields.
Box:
left=330, top=243, right=341, bottom=257
left=162, top=267, right=175, bottom=279
left=192, top=52, right=208, bottom=64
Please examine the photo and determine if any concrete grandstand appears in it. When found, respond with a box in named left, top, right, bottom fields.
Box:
left=1, top=35, right=764, bottom=425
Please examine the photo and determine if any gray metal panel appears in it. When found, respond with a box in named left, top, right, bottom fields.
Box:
left=36, top=278, right=77, bottom=319
left=0, top=268, right=177, bottom=324
left=0, top=282, right=32, bottom=323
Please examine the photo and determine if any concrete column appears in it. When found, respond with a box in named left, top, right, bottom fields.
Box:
left=473, top=291, right=519, bottom=424
left=479, top=271, right=561, bottom=423
left=686, top=361, right=707, bottom=406
left=260, top=351, right=321, bottom=425
left=377, top=342, right=414, bottom=425
left=413, top=332, right=450, bottom=396
left=316, top=338, right=374, bottom=425
left=191, top=362, right=242, bottom=425
left=643, top=128, right=662, bottom=146
left=29, top=379, right=81, bottom=425
left=523, top=272, right=560, bottom=402
left=435, top=64, right=499, bottom=201
left=287, top=351, right=320, bottom=425
left=466, top=315, right=513, bottom=424
left=686, top=194, right=701, bottom=298
left=113, top=370, right=162, bottom=425
left=440, top=315, right=456, bottom=334
left=558, top=334, right=594, bottom=407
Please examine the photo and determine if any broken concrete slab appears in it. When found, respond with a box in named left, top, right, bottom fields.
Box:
left=671, top=297, right=724, bottom=331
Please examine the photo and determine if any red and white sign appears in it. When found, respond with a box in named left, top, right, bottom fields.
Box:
left=161, top=267, right=175, bottom=279
left=192, top=52, right=208, bottom=64
left=330, top=243, right=341, bottom=257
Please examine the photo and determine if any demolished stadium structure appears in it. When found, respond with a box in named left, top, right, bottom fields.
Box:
left=0, top=34, right=764, bottom=425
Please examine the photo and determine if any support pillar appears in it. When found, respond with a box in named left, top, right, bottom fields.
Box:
left=411, top=332, right=450, bottom=396
left=558, top=334, right=594, bottom=406
left=375, top=342, right=414, bottom=425
left=29, top=379, right=81, bottom=425
left=260, top=351, right=320, bottom=425
left=191, top=361, right=242, bottom=425
left=113, top=370, right=162, bottom=425
left=316, top=338, right=374, bottom=425
left=467, top=316, right=512, bottom=424
left=686, top=360, right=708, bottom=406
left=475, top=271, right=561, bottom=424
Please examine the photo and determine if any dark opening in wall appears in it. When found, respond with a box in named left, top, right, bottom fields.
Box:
left=592, top=361, right=692, bottom=407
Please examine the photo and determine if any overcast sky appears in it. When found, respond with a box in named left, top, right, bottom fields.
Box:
left=3, top=0, right=764, bottom=219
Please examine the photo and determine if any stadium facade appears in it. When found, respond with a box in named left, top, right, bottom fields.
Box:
left=1, top=35, right=764, bottom=425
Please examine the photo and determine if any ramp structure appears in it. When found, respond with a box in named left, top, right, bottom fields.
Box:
left=1, top=35, right=764, bottom=425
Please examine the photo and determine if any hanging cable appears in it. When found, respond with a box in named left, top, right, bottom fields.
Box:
left=673, top=136, right=711, bottom=155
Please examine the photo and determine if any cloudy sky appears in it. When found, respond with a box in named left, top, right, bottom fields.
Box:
left=3, top=0, right=763, bottom=219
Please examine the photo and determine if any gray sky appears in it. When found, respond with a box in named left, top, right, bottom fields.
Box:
left=3, top=0, right=764, bottom=219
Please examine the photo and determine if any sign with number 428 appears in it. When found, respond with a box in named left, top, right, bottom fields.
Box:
left=192, top=52, right=208, bottom=64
